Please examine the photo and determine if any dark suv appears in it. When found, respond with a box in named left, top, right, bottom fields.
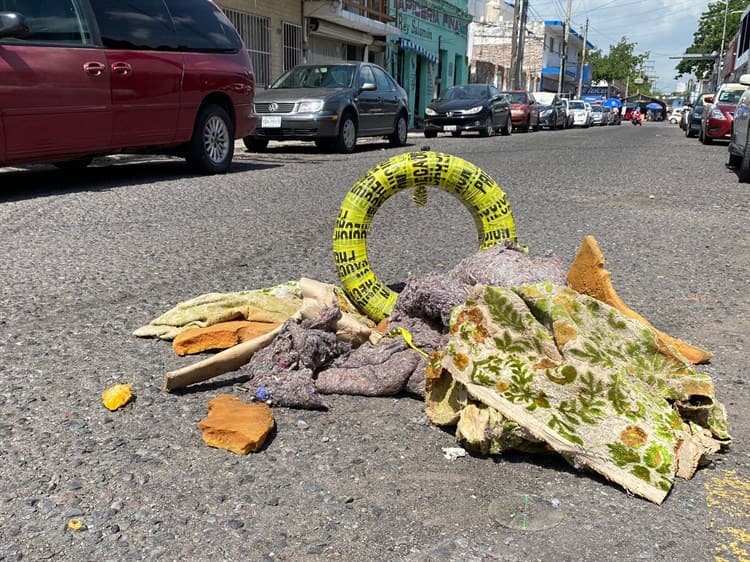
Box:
left=0, top=0, right=257, bottom=174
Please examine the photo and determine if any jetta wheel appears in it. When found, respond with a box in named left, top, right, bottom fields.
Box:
left=388, top=114, right=408, bottom=147
left=335, top=114, right=357, bottom=153
left=187, top=103, right=234, bottom=174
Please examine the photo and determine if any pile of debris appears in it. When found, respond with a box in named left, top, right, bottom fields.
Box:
left=133, top=237, right=729, bottom=504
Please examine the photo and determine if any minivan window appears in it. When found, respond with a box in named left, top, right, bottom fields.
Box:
left=165, top=0, right=241, bottom=52
left=89, top=0, right=178, bottom=50
left=0, top=0, right=92, bottom=44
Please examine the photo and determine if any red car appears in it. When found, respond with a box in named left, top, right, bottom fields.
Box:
left=700, top=82, right=749, bottom=144
left=499, top=90, right=540, bottom=132
left=0, top=0, right=257, bottom=174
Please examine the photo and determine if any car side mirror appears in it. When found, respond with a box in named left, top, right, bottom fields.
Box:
left=0, top=12, right=29, bottom=38
left=359, top=82, right=376, bottom=92
left=704, top=96, right=714, bottom=103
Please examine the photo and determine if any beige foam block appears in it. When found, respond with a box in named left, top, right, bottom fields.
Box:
left=197, top=394, right=275, bottom=454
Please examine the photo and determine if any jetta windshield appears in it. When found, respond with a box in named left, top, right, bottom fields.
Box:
left=271, top=65, right=355, bottom=89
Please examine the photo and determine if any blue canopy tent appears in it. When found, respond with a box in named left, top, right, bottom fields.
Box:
left=602, top=98, right=622, bottom=108
left=646, top=102, right=662, bottom=110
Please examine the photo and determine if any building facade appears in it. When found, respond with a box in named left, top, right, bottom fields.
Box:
left=219, top=0, right=304, bottom=87
left=389, top=0, right=473, bottom=127
left=469, top=10, right=593, bottom=95
left=217, top=0, right=473, bottom=128
left=218, top=0, right=400, bottom=87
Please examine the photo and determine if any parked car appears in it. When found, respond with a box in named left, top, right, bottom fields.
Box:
left=669, top=107, right=685, bottom=124
left=568, top=99, right=591, bottom=127
left=245, top=62, right=409, bottom=153
left=727, top=75, right=750, bottom=181
left=499, top=90, right=539, bottom=132
left=590, top=105, right=606, bottom=126
left=560, top=98, right=574, bottom=128
left=0, top=0, right=257, bottom=174
left=608, top=107, right=622, bottom=125
left=533, top=92, right=566, bottom=129
left=685, top=94, right=712, bottom=138
left=423, top=83, right=511, bottom=138
left=699, top=82, right=749, bottom=144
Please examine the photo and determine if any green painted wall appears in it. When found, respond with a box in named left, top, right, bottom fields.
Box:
left=388, top=0, right=472, bottom=128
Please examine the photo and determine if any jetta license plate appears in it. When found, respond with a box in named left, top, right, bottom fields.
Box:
left=443, top=125, right=457, bottom=131
left=262, top=116, right=281, bottom=128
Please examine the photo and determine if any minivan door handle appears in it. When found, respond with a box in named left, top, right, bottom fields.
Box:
left=83, top=61, right=106, bottom=76
left=111, top=62, right=132, bottom=76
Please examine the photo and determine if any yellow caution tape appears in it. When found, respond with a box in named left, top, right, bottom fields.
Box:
left=385, top=327, right=429, bottom=358
left=332, top=150, right=518, bottom=322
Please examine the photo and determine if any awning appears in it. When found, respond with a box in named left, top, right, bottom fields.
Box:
left=541, top=66, right=576, bottom=79
left=400, top=38, right=438, bottom=64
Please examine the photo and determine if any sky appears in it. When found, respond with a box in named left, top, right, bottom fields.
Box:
left=526, top=0, right=711, bottom=92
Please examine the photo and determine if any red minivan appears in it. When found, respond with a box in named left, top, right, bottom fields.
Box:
left=0, top=0, right=257, bottom=174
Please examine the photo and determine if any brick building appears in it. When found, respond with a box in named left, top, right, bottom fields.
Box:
left=468, top=6, right=593, bottom=94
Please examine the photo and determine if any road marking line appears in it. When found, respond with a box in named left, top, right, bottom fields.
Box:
left=705, top=469, right=750, bottom=561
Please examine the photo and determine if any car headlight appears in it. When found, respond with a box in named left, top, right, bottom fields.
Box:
left=463, top=105, right=483, bottom=114
left=710, top=108, right=727, bottom=120
left=297, top=100, right=325, bottom=113
left=425, top=107, right=437, bottom=116
left=540, top=109, right=551, bottom=116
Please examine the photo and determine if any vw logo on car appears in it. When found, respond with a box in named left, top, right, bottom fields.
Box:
left=268, top=102, right=279, bottom=113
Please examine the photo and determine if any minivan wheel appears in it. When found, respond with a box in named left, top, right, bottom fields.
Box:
left=243, top=137, right=269, bottom=152
left=388, top=114, right=408, bottom=147
left=335, top=114, right=357, bottom=153
left=187, top=103, right=234, bottom=174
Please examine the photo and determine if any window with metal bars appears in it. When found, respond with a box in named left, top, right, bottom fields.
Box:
left=222, top=9, right=271, bottom=86
left=282, top=21, right=302, bottom=72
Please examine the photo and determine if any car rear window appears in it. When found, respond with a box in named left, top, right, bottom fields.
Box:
left=570, top=101, right=585, bottom=109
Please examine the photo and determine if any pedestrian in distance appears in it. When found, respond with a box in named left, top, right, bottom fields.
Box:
left=632, top=108, right=642, bottom=126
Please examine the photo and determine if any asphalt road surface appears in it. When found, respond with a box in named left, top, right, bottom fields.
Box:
left=1, top=121, right=748, bottom=562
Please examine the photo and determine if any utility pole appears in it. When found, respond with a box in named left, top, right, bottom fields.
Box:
left=517, top=0, right=528, bottom=89
left=510, top=0, right=521, bottom=89
left=557, top=0, right=573, bottom=94
left=576, top=18, right=589, bottom=98
left=718, top=0, right=730, bottom=88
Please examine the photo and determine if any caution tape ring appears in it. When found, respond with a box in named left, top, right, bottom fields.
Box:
left=333, top=150, right=518, bottom=322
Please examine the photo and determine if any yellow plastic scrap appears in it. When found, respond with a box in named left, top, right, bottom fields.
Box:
left=68, top=517, right=86, bottom=531
left=102, top=383, right=133, bottom=411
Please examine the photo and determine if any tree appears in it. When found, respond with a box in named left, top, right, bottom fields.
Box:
left=589, top=37, right=649, bottom=88
left=676, top=0, right=748, bottom=78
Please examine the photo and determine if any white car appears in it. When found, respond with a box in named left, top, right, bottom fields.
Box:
left=568, top=99, right=591, bottom=127
left=669, top=107, right=685, bottom=124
